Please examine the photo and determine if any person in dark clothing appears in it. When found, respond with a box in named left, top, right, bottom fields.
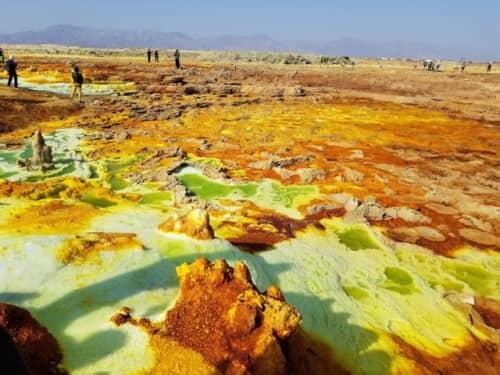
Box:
left=174, top=49, right=180, bottom=69
left=487, top=62, right=492, bottom=72
left=154, top=50, right=159, bottom=63
left=147, top=48, right=152, bottom=63
left=71, top=65, right=84, bottom=103
left=6, top=55, right=18, bottom=88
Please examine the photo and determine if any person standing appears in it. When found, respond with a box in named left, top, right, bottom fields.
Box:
left=71, top=66, right=84, bottom=103
left=487, top=62, right=492, bottom=73
left=174, top=49, right=180, bottom=69
left=147, top=48, right=152, bottom=63
left=154, top=50, right=159, bottom=63
left=6, top=56, right=18, bottom=88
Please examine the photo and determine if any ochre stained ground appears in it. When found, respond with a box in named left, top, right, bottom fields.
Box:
left=0, top=51, right=499, bottom=375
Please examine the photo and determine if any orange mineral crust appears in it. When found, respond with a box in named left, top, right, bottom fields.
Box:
left=162, top=258, right=301, bottom=374
left=474, top=296, right=500, bottom=329
left=1, top=51, right=499, bottom=375
left=158, top=208, right=215, bottom=240
left=0, top=177, right=125, bottom=201
left=210, top=200, right=329, bottom=250
left=112, top=258, right=347, bottom=374
left=3, top=200, right=100, bottom=235
left=392, top=335, right=500, bottom=375
left=57, top=232, right=144, bottom=264
left=0, top=303, right=66, bottom=375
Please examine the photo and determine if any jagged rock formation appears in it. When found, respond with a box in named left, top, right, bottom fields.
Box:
left=112, top=258, right=305, bottom=374
left=158, top=209, right=215, bottom=240
left=18, top=130, right=54, bottom=171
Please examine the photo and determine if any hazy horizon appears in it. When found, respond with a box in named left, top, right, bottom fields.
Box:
left=1, top=1, right=499, bottom=60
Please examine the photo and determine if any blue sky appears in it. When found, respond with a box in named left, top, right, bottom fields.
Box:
left=1, top=0, right=498, bottom=52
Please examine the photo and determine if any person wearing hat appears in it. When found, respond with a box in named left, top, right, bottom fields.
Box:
left=6, top=55, right=18, bottom=88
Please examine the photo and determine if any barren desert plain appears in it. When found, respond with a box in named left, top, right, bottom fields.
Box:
left=0, top=46, right=499, bottom=374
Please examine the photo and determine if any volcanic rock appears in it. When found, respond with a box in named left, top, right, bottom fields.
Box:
left=0, top=303, right=66, bottom=375
left=112, top=258, right=304, bottom=374
left=165, top=258, right=301, bottom=374
left=249, top=154, right=314, bottom=170
left=158, top=209, right=215, bottom=240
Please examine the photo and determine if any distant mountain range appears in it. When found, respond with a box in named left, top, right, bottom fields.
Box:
left=0, top=25, right=494, bottom=60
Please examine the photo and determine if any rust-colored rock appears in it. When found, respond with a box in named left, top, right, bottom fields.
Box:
left=112, top=258, right=318, bottom=374
left=164, top=258, right=301, bottom=374
left=158, top=208, right=215, bottom=240
left=474, top=296, right=500, bottom=329
left=393, top=334, right=500, bottom=375
left=0, top=303, right=66, bottom=375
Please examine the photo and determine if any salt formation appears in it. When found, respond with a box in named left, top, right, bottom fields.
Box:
left=18, top=130, right=54, bottom=171
left=112, top=258, right=303, bottom=374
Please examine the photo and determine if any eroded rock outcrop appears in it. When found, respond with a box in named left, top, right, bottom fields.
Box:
left=158, top=208, right=215, bottom=240
left=0, top=303, right=66, bottom=375
left=112, top=258, right=306, bottom=374
left=18, top=129, right=54, bottom=171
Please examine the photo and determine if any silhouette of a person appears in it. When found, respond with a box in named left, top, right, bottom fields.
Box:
left=174, top=49, right=180, bottom=69
left=6, top=55, right=18, bottom=88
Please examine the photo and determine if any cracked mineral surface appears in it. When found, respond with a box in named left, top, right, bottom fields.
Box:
left=0, top=48, right=499, bottom=374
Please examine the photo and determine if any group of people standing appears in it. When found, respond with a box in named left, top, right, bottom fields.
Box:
left=147, top=49, right=159, bottom=63
left=147, top=48, right=181, bottom=69
left=421, top=58, right=494, bottom=73
left=0, top=46, right=183, bottom=105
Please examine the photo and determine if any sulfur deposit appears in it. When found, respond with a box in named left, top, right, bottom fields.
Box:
left=0, top=49, right=499, bottom=374
left=111, top=258, right=353, bottom=374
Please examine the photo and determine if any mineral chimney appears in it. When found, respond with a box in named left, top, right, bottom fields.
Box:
left=18, top=130, right=54, bottom=171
